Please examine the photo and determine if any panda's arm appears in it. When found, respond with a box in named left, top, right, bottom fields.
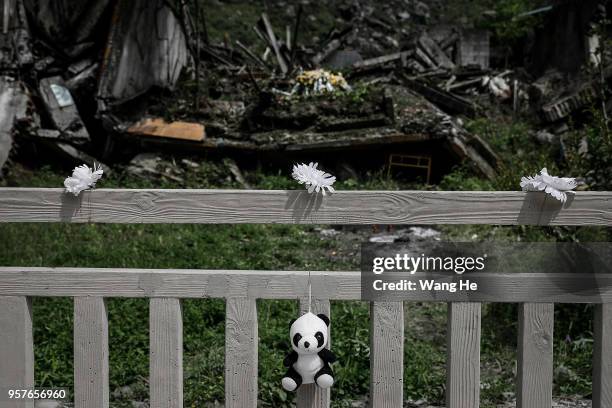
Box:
left=283, top=350, right=298, bottom=367
left=318, top=348, right=337, bottom=364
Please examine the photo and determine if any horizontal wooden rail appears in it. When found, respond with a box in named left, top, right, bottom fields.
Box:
left=0, top=188, right=610, bottom=225
left=2, top=267, right=612, bottom=303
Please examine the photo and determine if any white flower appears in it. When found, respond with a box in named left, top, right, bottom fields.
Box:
left=292, top=162, right=336, bottom=195
left=520, top=168, right=577, bottom=203
left=64, top=163, right=104, bottom=196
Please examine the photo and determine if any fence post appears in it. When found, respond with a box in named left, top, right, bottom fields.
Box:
left=517, top=303, right=554, bottom=408
left=74, top=297, right=109, bottom=408
left=0, top=296, right=34, bottom=408
left=593, top=303, right=612, bottom=408
left=446, top=302, right=481, bottom=408
left=225, top=297, right=258, bottom=408
left=150, top=298, right=183, bottom=408
left=370, top=301, right=404, bottom=408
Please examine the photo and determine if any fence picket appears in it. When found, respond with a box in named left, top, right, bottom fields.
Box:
left=370, top=301, right=404, bottom=408
left=74, top=297, right=109, bottom=408
left=297, top=298, right=331, bottom=408
left=517, top=303, right=554, bottom=408
left=0, top=296, right=34, bottom=408
left=593, top=303, right=612, bottom=408
left=150, top=298, right=183, bottom=408
left=446, top=302, right=481, bottom=408
left=225, top=297, right=258, bottom=408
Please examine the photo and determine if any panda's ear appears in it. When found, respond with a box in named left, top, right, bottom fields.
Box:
left=317, top=314, right=330, bottom=326
left=289, top=318, right=296, bottom=328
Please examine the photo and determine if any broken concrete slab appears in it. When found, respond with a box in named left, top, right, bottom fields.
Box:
left=38, top=76, right=90, bottom=145
left=0, top=76, right=29, bottom=172
left=127, top=118, right=205, bottom=142
left=458, top=29, right=490, bottom=69
left=97, top=0, right=190, bottom=107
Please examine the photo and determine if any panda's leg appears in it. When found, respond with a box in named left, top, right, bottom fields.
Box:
left=314, top=364, right=334, bottom=389
left=282, top=366, right=302, bottom=392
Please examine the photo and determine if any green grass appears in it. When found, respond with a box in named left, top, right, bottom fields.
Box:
left=0, top=157, right=606, bottom=406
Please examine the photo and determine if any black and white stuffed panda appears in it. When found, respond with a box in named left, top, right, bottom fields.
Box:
left=281, top=312, right=337, bottom=392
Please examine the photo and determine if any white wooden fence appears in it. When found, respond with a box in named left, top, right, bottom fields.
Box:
left=0, top=188, right=611, bottom=408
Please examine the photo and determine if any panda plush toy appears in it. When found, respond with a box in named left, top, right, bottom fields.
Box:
left=281, top=312, right=337, bottom=392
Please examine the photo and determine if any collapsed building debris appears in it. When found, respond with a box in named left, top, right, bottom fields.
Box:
left=2, top=0, right=609, bottom=184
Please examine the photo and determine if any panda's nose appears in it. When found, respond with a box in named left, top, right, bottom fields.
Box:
left=304, top=341, right=310, bottom=349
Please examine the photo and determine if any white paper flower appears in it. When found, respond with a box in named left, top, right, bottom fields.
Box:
left=64, top=163, right=104, bottom=196
left=292, top=162, right=336, bottom=195
left=520, top=168, right=577, bottom=203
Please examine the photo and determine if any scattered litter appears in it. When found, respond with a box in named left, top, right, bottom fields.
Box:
left=408, top=227, right=441, bottom=240
left=369, top=234, right=400, bottom=243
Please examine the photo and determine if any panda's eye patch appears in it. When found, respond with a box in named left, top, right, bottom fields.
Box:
left=315, top=331, right=324, bottom=347
left=293, top=333, right=302, bottom=347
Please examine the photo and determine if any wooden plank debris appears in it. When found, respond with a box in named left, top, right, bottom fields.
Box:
left=259, top=13, right=288, bottom=74
left=127, top=118, right=205, bottom=142
left=418, top=33, right=455, bottom=69
left=352, top=51, right=412, bottom=70
left=541, top=85, right=595, bottom=122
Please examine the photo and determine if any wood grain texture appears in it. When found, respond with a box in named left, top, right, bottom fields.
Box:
left=74, top=297, right=109, bottom=408
left=593, top=303, right=612, bottom=408
left=297, top=298, right=331, bottom=408
left=225, top=297, right=258, bottom=408
left=3, top=267, right=612, bottom=303
left=150, top=298, right=183, bottom=408
left=370, top=302, right=404, bottom=408
left=517, top=303, right=554, bottom=408
left=0, top=296, right=34, bottom=408
left=446, top=302, right=481, bottom=408
left=0, top=188, right=610, bottom=226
